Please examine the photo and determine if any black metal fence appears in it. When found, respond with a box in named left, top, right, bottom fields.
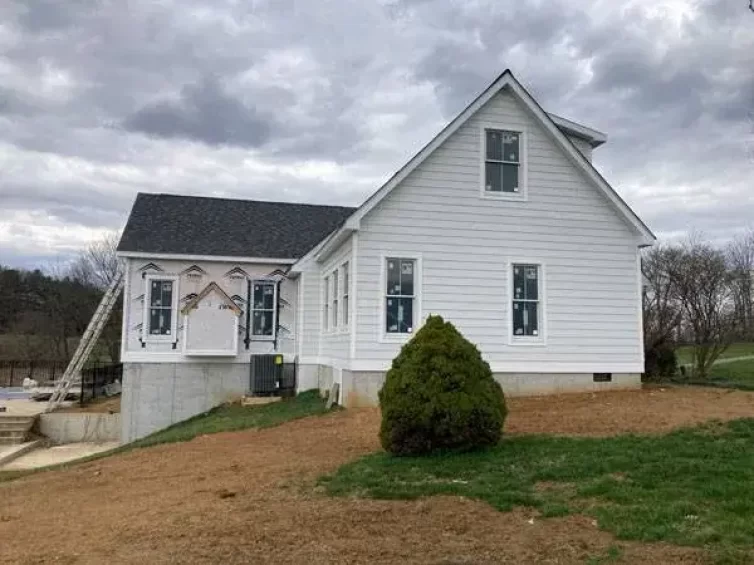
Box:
left=0, top=360, right=67, bottom=387
left=80, top=363, right=123, bottom=404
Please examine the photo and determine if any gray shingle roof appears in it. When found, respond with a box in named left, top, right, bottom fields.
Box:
left=117, top=193, right=355, bottom=259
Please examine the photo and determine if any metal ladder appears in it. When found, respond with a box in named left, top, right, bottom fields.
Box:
left=46, top=267, right=125, bottom=412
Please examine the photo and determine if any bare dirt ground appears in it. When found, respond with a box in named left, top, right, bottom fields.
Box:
left=2, top=386, right=753, bottom=564
left=57, top=396, right=121, bottom=414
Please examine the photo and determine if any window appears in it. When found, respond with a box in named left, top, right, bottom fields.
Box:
left=145, top=277, right=177, bottom=338
left=342, top=261, right=349, bottom=327
left=511, top=264, right=541, bottom=338
left=323, top=276, right=329, bottom=330
left=251, top=281, right=276, bottom=337
left=332, top=270, right=339, bottom=330
left=385, top=258, right=415, bottom=334
left=484, top=129, right=521, bottom=194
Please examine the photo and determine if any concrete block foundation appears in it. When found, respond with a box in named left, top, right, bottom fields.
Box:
left=121, top=362, right=248, bottom=443
left=340, top=371, right=642, bottom=408
left=38, top=413, right=121, bottom=444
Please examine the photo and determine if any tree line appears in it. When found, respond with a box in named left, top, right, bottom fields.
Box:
left=643, top=230, right=754, bottom=380
left=0, top=234, right=121, bottom=362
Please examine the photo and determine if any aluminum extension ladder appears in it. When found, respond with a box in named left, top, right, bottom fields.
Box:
left=45, top=267, right=125, bottom=412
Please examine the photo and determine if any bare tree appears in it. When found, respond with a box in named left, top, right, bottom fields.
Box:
left=69, top=232, right=121, bottom=289
left=667, top=236, right=736, bottom=379
left=726, top=228, right=754, bottom=338
left=67, top=233, right=123, bottom=362
left=642, top=245, right=683, bottom=349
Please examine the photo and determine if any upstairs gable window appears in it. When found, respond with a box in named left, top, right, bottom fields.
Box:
left=484, top=129, right=522, bottom=194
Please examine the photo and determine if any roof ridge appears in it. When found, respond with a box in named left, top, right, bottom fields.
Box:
left=138, top=192, right=356, bottom=210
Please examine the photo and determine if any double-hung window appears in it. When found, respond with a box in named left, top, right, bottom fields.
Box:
left=332, top=270, right=339, bottom=330
left=323, top=276, right=330, bottom=330
left=484, top=129, right=522, bottom=194
left=385, top=258, right=415, bottom=334
left=511, top=264, right=541, bottom=339
left=145, top=276, right=177, bottom=339
left=342, top=262, right=349, bottom=327
left=251, top=281, right=276, bottom=338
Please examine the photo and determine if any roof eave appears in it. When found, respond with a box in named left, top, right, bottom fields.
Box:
left=548, top=113, right=608, bottom=148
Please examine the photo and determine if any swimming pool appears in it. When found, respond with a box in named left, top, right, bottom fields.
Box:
left=0, top=388, right=32, bottom=400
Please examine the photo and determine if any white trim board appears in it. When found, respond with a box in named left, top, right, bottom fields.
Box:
left=117, top=251, right=297, bottom=264
left=295, top=357, right=643, bottom=374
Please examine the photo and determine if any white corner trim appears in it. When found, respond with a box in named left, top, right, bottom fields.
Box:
left=117, top=251, right=296, bottom=264
left=478, top=124, right=528, bottom=201
left=378, top=253, right=423, bottom=343
left=506, top=259, right=547, bottom=346
left=142, top=273, right=179, bottom=343
left=119, top=258, right=131, bottom=359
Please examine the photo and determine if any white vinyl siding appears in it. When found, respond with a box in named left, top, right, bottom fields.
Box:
left=353, top=89, right=642, bottom=372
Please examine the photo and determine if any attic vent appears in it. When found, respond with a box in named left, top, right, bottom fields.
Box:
left=593, top=373, right=612, bottom=383
left=139, top=262, right=164, bottom=277
left=224, top=266, right=250, bottom=280
left=181, top=265, right=207, bottom=278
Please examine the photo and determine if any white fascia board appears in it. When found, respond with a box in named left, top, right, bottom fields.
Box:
left=314, top=228, right=355, bottom=264
left=548, top=113, right=608, bottom=147
left=116, top=251, right=297, bottom=264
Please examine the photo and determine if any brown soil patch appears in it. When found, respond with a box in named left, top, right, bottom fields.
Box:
left=2, top=386, right=753, bottom=564
left=505, top=385, right=754, bottom=436
left=57, top=396, right=121, bottom=414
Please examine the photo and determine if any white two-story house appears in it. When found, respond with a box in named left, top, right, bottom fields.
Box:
left=116, top=70, right=654, bottom=441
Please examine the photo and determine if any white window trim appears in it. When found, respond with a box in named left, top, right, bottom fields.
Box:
left=507, top=260, right=547, bottom=346
left=479, top=124, right=528, bottom=201
left=250, top=280, right=278, bottom=341
left=341, top=260, right=350, bottom=330
left=379, top=254, right=423, bottom=343
left=143, top=274, right=179, bottom=343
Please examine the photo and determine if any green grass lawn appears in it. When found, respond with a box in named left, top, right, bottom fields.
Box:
left=676, top=342, right=754, bottom=366
left=322, top=419, right=754, bottom=559
left=0, top=389, right=328, bottom=482
left=704, top=360, right=754, bottom=390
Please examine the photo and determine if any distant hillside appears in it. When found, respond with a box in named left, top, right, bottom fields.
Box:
left=0, top=265, right=120, bottom=362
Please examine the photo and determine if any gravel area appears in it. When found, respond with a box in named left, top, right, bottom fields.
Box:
left=1, top=386, right=753, bottom=564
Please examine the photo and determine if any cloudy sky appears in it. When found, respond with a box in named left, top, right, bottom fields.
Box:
left=1, top=0, right=752, bottom=269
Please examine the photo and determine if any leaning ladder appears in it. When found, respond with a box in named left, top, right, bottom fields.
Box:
left=46, top=267, right=125, bottom=412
